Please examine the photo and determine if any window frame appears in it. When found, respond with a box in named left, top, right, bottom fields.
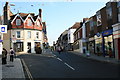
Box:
left=27, top=31, right=31, bottom=39
left=16, top=31, right=21, bottom=38
left=16, top=19, right=21, bottom=26
left=27, top=18, right=32, bottom=26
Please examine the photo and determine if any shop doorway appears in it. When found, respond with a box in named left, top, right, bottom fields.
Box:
left=104, top=35, right=113, bottom=57
left=27, top=42, right=31, bottom=53
left=14, top=42, right=23, bottom=52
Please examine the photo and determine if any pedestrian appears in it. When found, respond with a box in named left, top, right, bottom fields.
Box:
left=2, top=48, right=7, bottom=65
left=57, top=46, right=61, bottom=54
left=9, top=48, right=16, bottom=62
left=38, top=46, right=42, bottom=54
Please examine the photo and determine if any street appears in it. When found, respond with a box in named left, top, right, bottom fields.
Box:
left=18, top=49, right=120, bottom=79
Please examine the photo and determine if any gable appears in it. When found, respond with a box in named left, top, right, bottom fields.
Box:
left=24, top=14, right=35, bottom=23
left=11, top=14, right=24, bottom=24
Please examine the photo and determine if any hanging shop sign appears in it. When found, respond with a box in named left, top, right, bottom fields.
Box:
left=0, top=25, right=7, bottom=33
left=102, top=29, right=113, bottom=36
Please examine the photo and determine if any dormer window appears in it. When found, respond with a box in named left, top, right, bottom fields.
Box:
left=27, top=19, right=32, bottom=26
left=16, top=19, right=21, bottom=26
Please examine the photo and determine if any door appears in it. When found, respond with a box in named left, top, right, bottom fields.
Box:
left=27, top=42, right=31, bottom=53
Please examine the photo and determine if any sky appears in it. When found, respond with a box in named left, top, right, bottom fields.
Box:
left=0, top=0, right=110, bottom=46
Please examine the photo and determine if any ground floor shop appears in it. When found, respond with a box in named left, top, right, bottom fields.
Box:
left=112, top=23, right=120, bottom=60
left=88, top=37, right=95, bottom=54
left=94, top=33, right=103, bottom=56
left=102, top=29, right=114, bottom=57
left=12, top=40, right=43, bottom=53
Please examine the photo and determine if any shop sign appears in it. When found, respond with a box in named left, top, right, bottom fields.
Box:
left=96, top=33, right=101, bottom=37
left=102, top=29, right=113, bottom=36
left=113, top=25, right=120, bottom=32
left=16, top=40, right=22, bottom=42
left=0, top=25, right=7, bottom=33
left=0, top=40, right=3, bottom=42
left=34, top=40, right=41, bottom=42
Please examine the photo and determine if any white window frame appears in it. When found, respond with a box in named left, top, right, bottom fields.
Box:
left=27, top=19, right=32, bottom=26
left=27, top=31, right=31, bottom=39
left=16, top=19, right=21, bottom=26
left=16, top=31, right=21, bottom=38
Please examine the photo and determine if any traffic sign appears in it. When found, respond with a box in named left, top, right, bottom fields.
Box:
left=0, top=25, right=7, bottom=33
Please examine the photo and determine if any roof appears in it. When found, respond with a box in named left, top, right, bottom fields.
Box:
left=69, top=22, right=80, bottom=29
left=33, top=15, right=38, bottom=21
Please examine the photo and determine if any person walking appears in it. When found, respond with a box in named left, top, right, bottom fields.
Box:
left=2, top=48, right=7, bottom=65
left=57, top=46, right=61, bottom=54
left=9, top=48, right=15, bottom=62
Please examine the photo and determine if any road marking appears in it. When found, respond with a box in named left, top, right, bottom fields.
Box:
left=57, top=58, right=62, bottom=61
left=64, top=62, right=75, bottom=70
left=21, top=59, right=33, bottom=80
left=53, top=53, right=75, bottom=71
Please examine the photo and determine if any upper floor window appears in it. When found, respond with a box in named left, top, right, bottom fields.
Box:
left=96, top=11, right=102, bottom=26
left=90, top=18, right=94, bottom=30
left=16, top=31, right=20, bottom=38
left=117, top=2, right=120, bottom=7
left=27, top=31, right=31, bottom=39
left=106, top=7, right=112, bottom=19
left=36, top=32, right=39, bottom=39
left=16, top=19, right=21, bottom=26
left=27, top=19, right=32, bottom=26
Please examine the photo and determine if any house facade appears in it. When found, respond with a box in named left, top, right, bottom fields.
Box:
left=85, top=2, right=118, bottom=59
left=112, top=2, right=120, bottom=60
left=68, top=22, right=80, bottom=51
left=3, top=2, right=46, bottom=53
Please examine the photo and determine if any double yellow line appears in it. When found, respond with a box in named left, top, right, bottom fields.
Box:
left=21, top=59, right=33, bottom=80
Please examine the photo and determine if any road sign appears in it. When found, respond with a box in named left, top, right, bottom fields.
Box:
left=0, top=25, right=7, bottom=33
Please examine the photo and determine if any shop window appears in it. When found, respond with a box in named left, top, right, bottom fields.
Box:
left=104, top=35, right=113, bottom=57
left=16, top=19, right=21, bottom=26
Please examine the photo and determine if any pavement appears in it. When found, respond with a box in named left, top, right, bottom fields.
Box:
left=0, top=54, right=25, bottom=79
left=69, top=50, right=120, bottom=65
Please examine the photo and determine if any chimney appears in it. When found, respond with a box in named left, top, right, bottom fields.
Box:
left=39, top=9, right=42, bottom=18
left=3, top=2, right=10, bottom=25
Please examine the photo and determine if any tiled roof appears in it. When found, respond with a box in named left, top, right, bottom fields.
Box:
left=69, top=22, right=80, bottom=29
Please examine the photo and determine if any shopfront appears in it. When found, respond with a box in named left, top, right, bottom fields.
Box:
left=14, top=42, right=24, bottom=52
left=112, top=23, right=120, bottom=60
left=88, top=37, right=95, bottom=54
left=102, top=29, right=114, bottom=57
left=94, top=33, right=103, bottom=56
